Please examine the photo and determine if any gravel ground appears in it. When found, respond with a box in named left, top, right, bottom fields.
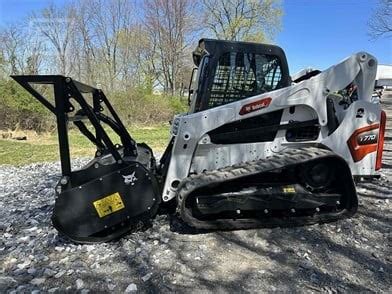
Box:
left=1, top=101, right=391, bottom=293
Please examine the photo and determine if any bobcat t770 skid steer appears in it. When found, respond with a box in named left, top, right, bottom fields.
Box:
left=12, top=39, right=386, bottom=243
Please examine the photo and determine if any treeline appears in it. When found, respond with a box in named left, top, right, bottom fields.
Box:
left=0, top=0, right=282, bottom=130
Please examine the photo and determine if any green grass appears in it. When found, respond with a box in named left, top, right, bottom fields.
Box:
left=0, top=124, right=170, bottom=165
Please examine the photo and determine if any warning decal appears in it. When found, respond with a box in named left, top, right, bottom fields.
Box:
left=282, top=186, right=296, bottom=193
left=93, top=192, right=125, bottom=218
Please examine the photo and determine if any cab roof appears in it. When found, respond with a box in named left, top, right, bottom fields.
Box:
left=192, top=38, right=288, bottom=68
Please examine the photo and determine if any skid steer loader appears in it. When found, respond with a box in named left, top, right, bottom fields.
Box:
left=11, top=39, right=386, bottom=243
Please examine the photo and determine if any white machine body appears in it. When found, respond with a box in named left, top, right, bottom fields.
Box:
left=162, top=52, right=384, bottom=202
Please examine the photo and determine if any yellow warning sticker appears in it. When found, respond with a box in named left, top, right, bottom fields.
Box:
left=282, top=186, right=296, bottom=193
left=93, top=192, right=125, bottom=218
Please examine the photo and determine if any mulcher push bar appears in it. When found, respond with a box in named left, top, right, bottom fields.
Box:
left=11, top=75, right=137, bottom=176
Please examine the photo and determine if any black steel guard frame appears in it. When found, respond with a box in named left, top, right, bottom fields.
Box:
left=11, top=75, right=137, bottom=177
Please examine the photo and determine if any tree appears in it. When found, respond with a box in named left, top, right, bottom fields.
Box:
left=0, top=50, right=4, bottom=78
left=144, top=0, right=196, bottom=95
left=86, top=0, right=135, bottom=90
left=117, top=24, right=158, bottom=91
left=0, top=25, right=22, bottom=74
left=201, top=0, right=282, bottom=42
left=70, top=0, right=98, bottom=83
left=0, top=23, right=44, bottom=75
left=31, top=3, right=77, bottom=75
left=369, top=0, right=392, bottom=38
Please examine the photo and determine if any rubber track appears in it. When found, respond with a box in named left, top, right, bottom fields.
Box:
left=177, top=147, right=358, bottom=230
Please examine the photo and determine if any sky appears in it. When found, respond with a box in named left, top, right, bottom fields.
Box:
left=277, top=0, right=392, bottom=73
left=0, top=0, right=391, bottom=74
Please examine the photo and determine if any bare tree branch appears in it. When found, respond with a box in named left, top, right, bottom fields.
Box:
left=145, top=0, right=195, bottom=94
left=202, top=0, right=282, bottom=42
left=369, top=0, right=392, bottom=38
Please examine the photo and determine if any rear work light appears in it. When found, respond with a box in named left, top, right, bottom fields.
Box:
left=376, top=111, right=387, bottom=170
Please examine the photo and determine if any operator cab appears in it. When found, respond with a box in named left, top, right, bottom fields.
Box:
left=188, top=39, right=291, bottom=113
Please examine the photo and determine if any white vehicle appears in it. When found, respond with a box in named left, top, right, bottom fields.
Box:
left=12, top=39, right=387, bottom=243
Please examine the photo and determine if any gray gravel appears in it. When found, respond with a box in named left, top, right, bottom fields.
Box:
left=1, top=101, right=392, bottom=293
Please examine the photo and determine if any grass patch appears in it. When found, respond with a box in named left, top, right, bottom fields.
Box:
left=0, top=124, right=170, bottom=165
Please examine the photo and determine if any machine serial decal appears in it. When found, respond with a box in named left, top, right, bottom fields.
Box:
left=123, top=172, right=138, bottom=185
left=93, top=192, right=125, bottom=218
left=239, top=97, right=272, bottom=115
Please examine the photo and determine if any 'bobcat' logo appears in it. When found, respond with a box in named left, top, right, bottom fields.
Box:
left=123, top=172, right=137, bottom=185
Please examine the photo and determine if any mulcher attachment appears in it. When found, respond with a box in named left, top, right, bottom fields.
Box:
left=11, top=75, right=160, bottom=243
left=52, top=155, right=160, bottom=243
left=177, top=147, right=358, bottom=230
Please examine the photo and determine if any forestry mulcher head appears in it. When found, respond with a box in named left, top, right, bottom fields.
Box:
left=11, top=39, right=386, bottom=243
left=11, top=75, right=161, bottom=243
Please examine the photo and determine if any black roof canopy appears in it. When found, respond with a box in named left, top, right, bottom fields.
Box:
left=193, top=39, right=289, bottom=75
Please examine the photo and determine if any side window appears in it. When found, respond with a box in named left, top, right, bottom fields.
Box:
left=258, top=55, right=282, bottom=90
left=208, top=52, right=283, bottom=109
left=192, top=56, right=210, bottom=112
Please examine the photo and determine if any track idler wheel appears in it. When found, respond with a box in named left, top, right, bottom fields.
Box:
left=301, top=162, right=334, bottom=191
